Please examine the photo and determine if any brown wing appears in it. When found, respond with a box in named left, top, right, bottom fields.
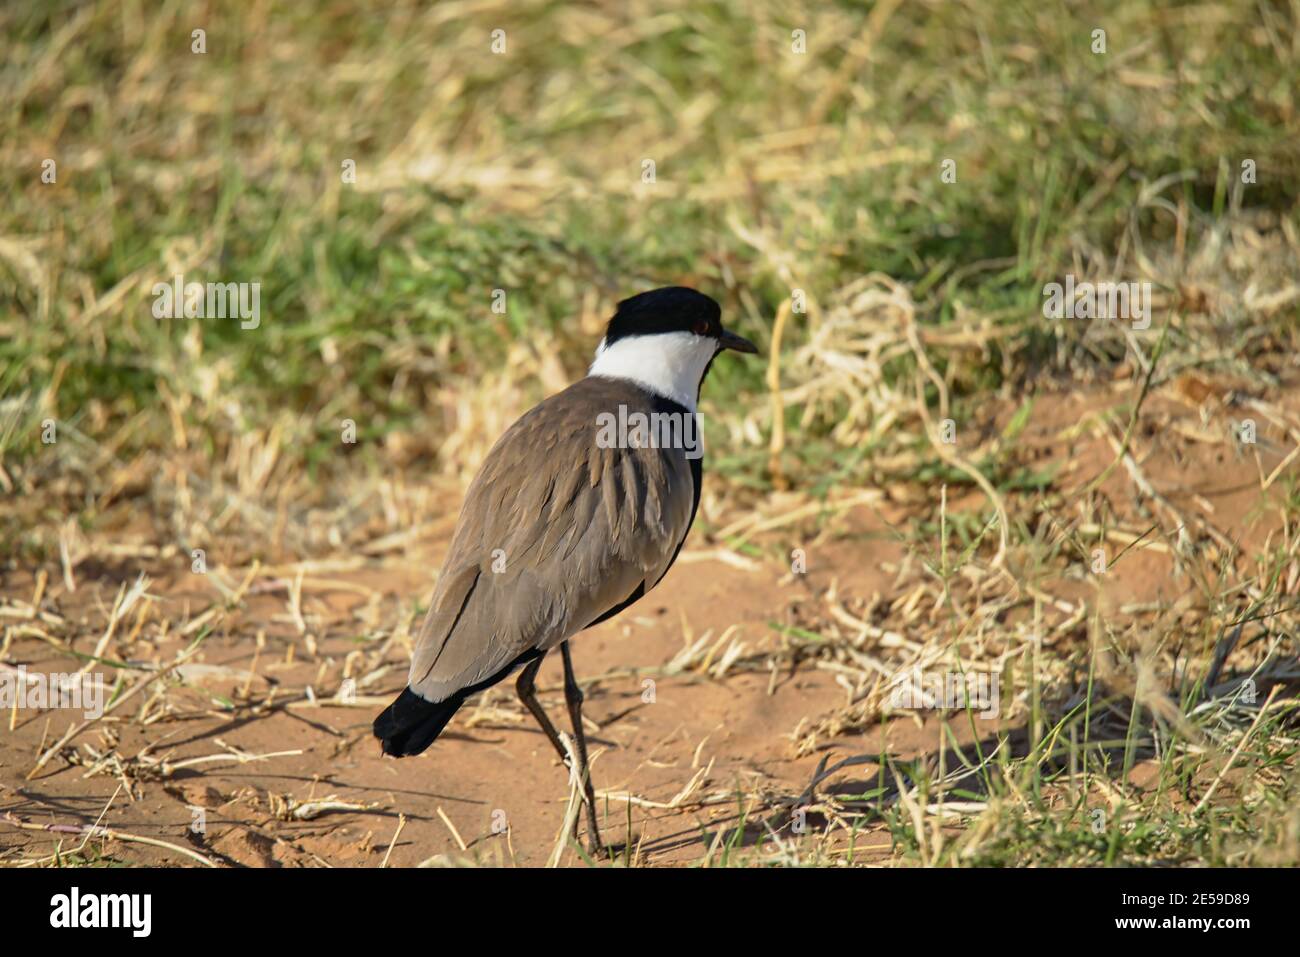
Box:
left=407, top=378, right=697, bottom=702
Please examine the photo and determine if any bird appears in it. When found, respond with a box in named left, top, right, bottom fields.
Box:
left=373, top=286, right=757, bottom=856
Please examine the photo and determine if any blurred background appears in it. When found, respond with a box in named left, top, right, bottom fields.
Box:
left=4, top=0, right=1296, bottom=557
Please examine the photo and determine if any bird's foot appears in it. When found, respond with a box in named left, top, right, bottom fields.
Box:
left=569, top=821, right=615, bottom=860
left=585, top=837, right=616, bottom=861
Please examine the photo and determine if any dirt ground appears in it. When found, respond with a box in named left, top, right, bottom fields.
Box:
left=2, top=372, right=1297, bottom=867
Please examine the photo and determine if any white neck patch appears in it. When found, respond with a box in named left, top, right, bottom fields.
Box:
left=587, top=331, right=718, bottom=411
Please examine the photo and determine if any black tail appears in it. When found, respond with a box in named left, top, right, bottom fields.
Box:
left=373, top=687, right=464, bottom=757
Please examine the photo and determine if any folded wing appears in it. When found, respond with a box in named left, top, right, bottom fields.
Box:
left=408, top=378, right=697, bottom=703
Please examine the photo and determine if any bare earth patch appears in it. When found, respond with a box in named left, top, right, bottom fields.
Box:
left=4, top=375, right=1297, bottom=867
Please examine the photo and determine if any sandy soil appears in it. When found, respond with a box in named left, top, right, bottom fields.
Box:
left=2, top=374, right=1295, bottom=866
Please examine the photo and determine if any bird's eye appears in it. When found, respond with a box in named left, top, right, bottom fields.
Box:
left=692, top=319, right=710, bottom=336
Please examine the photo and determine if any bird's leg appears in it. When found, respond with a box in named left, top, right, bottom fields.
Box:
left=515, top=653, right=568, bottom=761
left=561, top=640, right=606, bottom=857
left=516, top=652, right=585, bottom=846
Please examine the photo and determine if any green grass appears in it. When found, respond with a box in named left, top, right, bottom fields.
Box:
left=4, top=0, right=1297, bottom=489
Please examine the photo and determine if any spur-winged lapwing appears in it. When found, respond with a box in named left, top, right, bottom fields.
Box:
left=373, top=286, right=756, bottom=854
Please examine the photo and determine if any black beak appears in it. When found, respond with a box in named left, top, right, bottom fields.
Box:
left=719, top=329, right=758, bottom=354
